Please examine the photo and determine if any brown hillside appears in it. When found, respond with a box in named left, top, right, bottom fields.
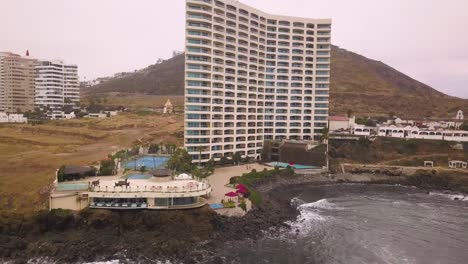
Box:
left=330, top=46, right=468, bottom=118
left=84, top=54, right=185, bottom=95
left=84, top=46, right=468, bottom=119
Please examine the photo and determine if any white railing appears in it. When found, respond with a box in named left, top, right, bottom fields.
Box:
left=91, top=182, right=211, bottom=194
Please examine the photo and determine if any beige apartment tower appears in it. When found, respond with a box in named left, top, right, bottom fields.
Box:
left=184, top=0, right=331, bottom=162
left=0, top=52, right=37, bottom=113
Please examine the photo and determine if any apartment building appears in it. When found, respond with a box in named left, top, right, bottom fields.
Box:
left=35, top=60, right=79, bottom=110
left=0, top=51, right=38, bottom=112
left=184, top=0, right=331, bottom=162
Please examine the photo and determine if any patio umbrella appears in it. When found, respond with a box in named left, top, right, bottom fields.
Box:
left=236, top=188, right=248, bottom=194
left=289, top=162, right=295, bottom=166
left=236, top=184, right=247, bottom=190
left=225, top=191, right=238, bottom=197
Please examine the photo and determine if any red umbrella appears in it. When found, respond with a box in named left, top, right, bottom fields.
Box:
left=236, top=184, right=247, bottom=190
left=236, top=188, right=248, bottom=194
left=289, top=162, right=295, bottom=166
left=225, top=191, right=238, bottom=197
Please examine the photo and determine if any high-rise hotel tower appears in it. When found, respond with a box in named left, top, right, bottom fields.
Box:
left=0, top=52, right=37, bottom=113
left=185, top=0, right=331, bottom=162
left=35, top=60, right=79, bottom=110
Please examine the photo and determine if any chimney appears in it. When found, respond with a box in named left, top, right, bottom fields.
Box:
left=26, top=50, right=29, bottom=56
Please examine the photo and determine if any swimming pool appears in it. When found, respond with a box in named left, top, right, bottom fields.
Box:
left=267, top=162, right=318, bottom=169
left=124, top=155, right=169, bottom=170
left=126, top=173, right=151, bottom=179
left=210, top=203, right=224, bottom=209
left=56, top=182, right=89, bottom=191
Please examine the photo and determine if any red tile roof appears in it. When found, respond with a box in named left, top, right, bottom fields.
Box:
left=329, top=116, right=349, bottom=121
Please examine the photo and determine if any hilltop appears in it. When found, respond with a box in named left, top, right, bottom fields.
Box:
left=83, top=46, right=468, bottom=118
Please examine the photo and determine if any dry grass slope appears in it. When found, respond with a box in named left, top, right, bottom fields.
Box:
left=0, top=113, right=184, bottom=221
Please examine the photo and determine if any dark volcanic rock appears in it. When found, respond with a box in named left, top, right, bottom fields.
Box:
left=2, top=169, right=465, bottom=263
left=0, top=205, right=225, bottom=263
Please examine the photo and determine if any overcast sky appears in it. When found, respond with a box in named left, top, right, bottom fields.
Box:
left=1, top=0, right=467, bottom=98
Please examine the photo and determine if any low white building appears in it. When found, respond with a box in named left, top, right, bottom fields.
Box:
left=329, top=116, right=354, bottom=132
left=0, top=112, right=27, bottom=123
left=449, top=160, right=467, bottom=169
left=104, top=110, right=119, bottom=116
left=378, top=125, right=468, bottom=142
left=48, top=111, right=76, bottom=120
left=352, top=124, right=372, bottom=136
left=86, top=113, right=107, bottom=118
left=50, top=173, right=212, bottom=211
left=378, top=125, right=406, bottom=138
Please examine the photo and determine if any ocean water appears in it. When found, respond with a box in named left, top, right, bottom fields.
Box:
left=24, top=184, right=468, bottom=264
left=204, top=184, right=468, bottom=264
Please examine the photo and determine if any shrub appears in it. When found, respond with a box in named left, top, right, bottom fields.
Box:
left=235, top=166, right=295, bottom=206
left=206, top=158, right=216, bottom=172
left=191, top=167, right=212, bottom=178
left=99, top=159, right=116, bottom=176
left=223, top=201, right=236, bottom=208
left=148, top=144, right=160, bottom=154
left=229, top=176, right=240, bottom=184
left=57, top=165, right=97, bottom=182
left=238, top=200, right=247, bottom=211
left=249, top=190, right=262, bottom=206
left=167, top=148, right=194, bottom=173
left=358, top=137, right=371, bottom=149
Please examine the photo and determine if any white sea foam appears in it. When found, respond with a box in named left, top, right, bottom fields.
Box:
left=299, top=198, right=344, bottom=210
left=429, top=192, right=468, bottom=202
left=83, top=261, right=173, bottom=264
left=290, top=197, right=306, bottom=207
left=285, top=199, right=342, bottom=235
left=84, top=261, right=121, bottom=264
left=24, top=259, right=173, bottom=264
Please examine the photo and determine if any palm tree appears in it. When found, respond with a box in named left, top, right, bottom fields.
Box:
left=322, top=127, right=330, bottom=171
left=197, top=145, right=203, bottom=166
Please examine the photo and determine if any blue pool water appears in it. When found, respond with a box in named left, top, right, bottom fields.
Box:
left=126, top=173, right=151, bottom=179
left=268, top=162, right=318, bottom=169
left=210, top=203, right=224, bottom=209
left=124, top=155, right=169, bottom=170
left=56, top=183, right=89, bottom=191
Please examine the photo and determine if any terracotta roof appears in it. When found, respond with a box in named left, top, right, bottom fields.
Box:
left=329, top=116, right=349, bottom=121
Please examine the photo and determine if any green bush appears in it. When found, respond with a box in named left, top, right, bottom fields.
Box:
left=234, top=166, right=295, bottom=206
left=99, top=159, right=116, bottom=176
left=167, top=148, right=194, bottom=173
left=249, top=190, right=262, bottom=206
left=191, top=167, right=212, bottom=178
left=229, top=176, right=240, bottom=184
left=238, top=200, right=247, bottom=211
left=223, top=201, right=236, bottom=208
left=57, top=165, right=97, bottom=182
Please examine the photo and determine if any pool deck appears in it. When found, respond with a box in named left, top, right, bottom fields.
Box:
left=207, top=163, right=270, bottom=217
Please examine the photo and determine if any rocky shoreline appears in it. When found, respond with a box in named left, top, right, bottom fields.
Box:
left=1, top=169, right=467, bottom=263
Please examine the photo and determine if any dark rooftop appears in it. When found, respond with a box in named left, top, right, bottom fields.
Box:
left=149, top=168, right=173, bottom=177
left=62, top=165, right=95, bottom=175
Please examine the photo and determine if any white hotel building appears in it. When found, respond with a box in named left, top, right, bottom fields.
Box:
left=35, top=60, right=79, bottom=110
left=184, top=0, right=331, bottom=162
